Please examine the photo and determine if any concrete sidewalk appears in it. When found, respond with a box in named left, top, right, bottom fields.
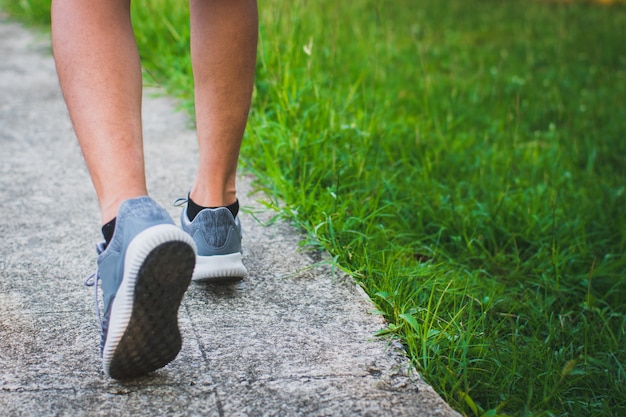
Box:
left=0, top=16, right=460, bottom=417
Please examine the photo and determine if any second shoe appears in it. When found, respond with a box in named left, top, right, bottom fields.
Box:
left=179, top=202, right=248, bottom=282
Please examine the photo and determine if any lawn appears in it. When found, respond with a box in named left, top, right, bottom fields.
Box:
left=3, top=0, right=625, bottom=415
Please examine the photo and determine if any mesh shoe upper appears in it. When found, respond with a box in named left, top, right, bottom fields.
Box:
left=180, top=206, right=243, bottom=256
left=179, top=203, right=247, bottom=280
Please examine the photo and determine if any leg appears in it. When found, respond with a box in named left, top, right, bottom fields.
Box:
left=52, top=1, right=195, bottom=379
left=51, top=0, right=146, bottom=224
left=188, top=0, right=258, bottom=207
left=179, top=0, right=257, bottom=281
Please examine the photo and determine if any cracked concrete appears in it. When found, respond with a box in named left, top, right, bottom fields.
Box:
left=0, top=15, right=461, bottom=417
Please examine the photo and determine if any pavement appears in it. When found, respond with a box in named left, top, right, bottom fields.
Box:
left=0, top=15, right=461, bottom=417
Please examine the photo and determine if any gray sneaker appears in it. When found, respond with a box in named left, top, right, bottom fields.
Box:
left=178, top=201, right=247, bottom=282
left=86, top=196, right=196, bottom=379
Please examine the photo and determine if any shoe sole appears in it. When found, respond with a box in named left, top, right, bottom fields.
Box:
left=102, top=224, right=195, bottom=380
left=192, top=252, right=247, bottom=282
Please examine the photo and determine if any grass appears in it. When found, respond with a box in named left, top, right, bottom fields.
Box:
left=3, top=0, right=625, bottom=415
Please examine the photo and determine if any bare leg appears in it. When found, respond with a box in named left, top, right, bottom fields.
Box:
left=189, top=0, right=258, bottom=208
left=51, top=0, right=146, bottom=224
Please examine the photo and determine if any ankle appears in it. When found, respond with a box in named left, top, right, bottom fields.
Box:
left=99, top=191, right=148, bottom=225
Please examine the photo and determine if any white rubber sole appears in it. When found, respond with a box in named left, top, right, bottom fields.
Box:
left=102, top=224, right=195, bottom=378
left=192, top=252, right=248, bottom=282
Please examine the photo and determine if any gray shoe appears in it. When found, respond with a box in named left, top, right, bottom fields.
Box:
left=86, top=196, right=196, bottom=379
left=178, top=201, right=247, bottom=282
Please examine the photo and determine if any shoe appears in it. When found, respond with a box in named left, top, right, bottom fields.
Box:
left=177, top=199, right=248, bottom=282
left=85, top=196, right=196, bottom=379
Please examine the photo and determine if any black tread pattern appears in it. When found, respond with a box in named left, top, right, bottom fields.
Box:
left=108, top=241, right=195, bottom=380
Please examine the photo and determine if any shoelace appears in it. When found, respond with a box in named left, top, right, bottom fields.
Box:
left=84, top=242, right=106, bottom=329
left=84, top=270, right=102, bottom=328
left=173, top=196, right=188, bottom=207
